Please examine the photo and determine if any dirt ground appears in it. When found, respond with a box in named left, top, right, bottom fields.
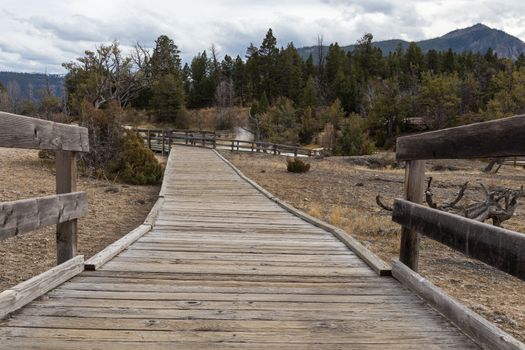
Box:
left=225, top=151, right=525, bottom=342
left=0, top=148, right=160, bottom=291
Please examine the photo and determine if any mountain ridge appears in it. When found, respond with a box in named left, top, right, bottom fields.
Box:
left=298, top=23, right=525, bottom=60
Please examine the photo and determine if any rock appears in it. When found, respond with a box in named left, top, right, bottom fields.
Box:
left=355, top=182, right=364, bottom=187
left=105, top=186, right=120, bottom=194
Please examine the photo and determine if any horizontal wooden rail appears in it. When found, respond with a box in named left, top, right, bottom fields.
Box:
left=396, top=114, right=525, bottom=161
left=392, top=199, right=525, bottom=280
left=0, top=192, right=88, bottom=241
left=135, top=128, right=320, bottom=157
left=0, top=112, right=89, bottom=152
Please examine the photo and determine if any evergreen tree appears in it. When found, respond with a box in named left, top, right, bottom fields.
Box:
left=300, top=76, right=318, bottom=108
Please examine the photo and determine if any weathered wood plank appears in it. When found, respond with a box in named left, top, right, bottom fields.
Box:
left=0, top=192, right=88, bottom=240
left=55, top=150, right=78, bottom=264
left=392, top=261, right=525, bottom=350
left=399, top=160, right=425, bottom=271
left=213, top=149, right=392, bottom=276
left=0, top=111, right=89, bottom=152
left=85, top=224, right=151, bottom=271
left=396, top=114, right=525, bottom=161
left=392, top=199, right=525, bottom=280
left=143, top=197, right=164, bottom=225
left=0, top=256, right=84, bottom=319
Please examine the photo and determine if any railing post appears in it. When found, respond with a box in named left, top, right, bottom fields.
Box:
left=202, top=133, right=205, bottom=147
left=55, top=151, right=78, bottom=265
left=399, top=160, right=426, bottom=271
left=273, top=144, right=277, bottom=155
left=161, top=130, right=165, bottom=156
left=185, top=131, right=188, bottom=145
left=168, top=131, right=172, bottom=153
left=237, top=141, right=240, bottom=151
left=147, top=130, right=151, bottom=150
left=294, top=148, right=298, bottom=157
left=231, top=140, right=234, bottom=152
left=251, top=142, right=254, bottom=152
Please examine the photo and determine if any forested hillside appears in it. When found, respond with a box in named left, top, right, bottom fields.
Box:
left=3, top=27, right=525, bottom=156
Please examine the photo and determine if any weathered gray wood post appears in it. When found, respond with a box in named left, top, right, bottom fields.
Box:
left=399, top=160, right=425, bottom=271
left=55, top=151, right=78, bottom=264
left=147, top=130, right=151, bottom=150
left=168, top=131, right=172, bottom=153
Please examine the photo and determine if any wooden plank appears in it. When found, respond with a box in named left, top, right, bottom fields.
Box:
left=85, top=224, right=151, bottom=271
left=0, top=192, right=88, bottom=240
left=159, top=146, right=176, bottom=197
left=396, top=114, right=525, bottom=161
left=55, top=151, right=78, bottom=265
left=399, top=160, right=425, bottom=271
left=213, top=149, right=391, bottom=276
left=392, top=261, right=524, bottom=350
left=392, top=199, right=525, bottom=280
left=0, top=111, right=89, bottom=152
left=143, top=197, right=164, bottom=225
left=0, top=256, right=84, bottom=319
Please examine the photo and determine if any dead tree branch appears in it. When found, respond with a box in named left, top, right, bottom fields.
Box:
left=377, top=177, right=524, bottom=227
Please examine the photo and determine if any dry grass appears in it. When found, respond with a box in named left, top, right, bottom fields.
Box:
left=0, top=148, right=160, bottom=291
left=225, top=151, right=525, bottom=342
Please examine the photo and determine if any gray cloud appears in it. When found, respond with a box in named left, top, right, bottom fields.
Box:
left=0, top=0, right=525, bottom=73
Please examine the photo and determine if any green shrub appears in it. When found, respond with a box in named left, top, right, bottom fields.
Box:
left=287, top=157, right=311, bottom=173
left=333, top=114, right=375, bottom=156
left=111, top=131, right=164, bottom=185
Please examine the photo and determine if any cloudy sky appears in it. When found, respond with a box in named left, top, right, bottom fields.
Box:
left=1, top=0, right=525, bottom=74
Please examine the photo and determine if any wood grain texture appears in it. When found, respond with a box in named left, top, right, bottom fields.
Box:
left=55, top=151, right=78, bottom=264
left=399, top=160, right=425, bottom=271
left=0, top=111, right=89, bottom=152
left=0, top=192, right=88, bottom=240
left=393, top=199, right=525, bottom=281
left=0, top=256, right=84, bottom=319
left=0, top=146, right=489, bottom=349
left=396, top=114, right=525, bottom=161
left=84, top=225, right=151, bottom=271
left=213, top=149, right=392, bottom=276
left=393, top=261, right=524, bottom=350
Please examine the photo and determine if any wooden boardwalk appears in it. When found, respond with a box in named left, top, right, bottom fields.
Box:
left=0, top=146, right=479, bottom=349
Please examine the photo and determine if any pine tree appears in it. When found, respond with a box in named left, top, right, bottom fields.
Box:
left=300, top=76, right=318, bottom=108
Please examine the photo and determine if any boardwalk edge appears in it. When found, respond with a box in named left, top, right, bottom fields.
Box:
left=0, top=256, right=84, bottom=319
left=85, top=224, right=152, bottom=271
left=213, top=150, right=392, bottom=276
left=392, top=261, right=525, bottom=350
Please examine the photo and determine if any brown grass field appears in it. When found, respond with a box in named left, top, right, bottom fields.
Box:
left=0, top=148, right=160, bottom=292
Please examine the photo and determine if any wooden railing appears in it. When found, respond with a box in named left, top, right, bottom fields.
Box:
left=133, top=128, right=322, bottom=157
left=0, top=111, right=90, bottom=264
left=393, top=114, right=525, bottom=281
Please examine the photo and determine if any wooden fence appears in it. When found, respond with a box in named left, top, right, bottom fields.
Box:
left=133, top=128, right=322, bottom=157
left=0, top=111, right=90, bottom=264
left=393, top=114, right=525, bottom=281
